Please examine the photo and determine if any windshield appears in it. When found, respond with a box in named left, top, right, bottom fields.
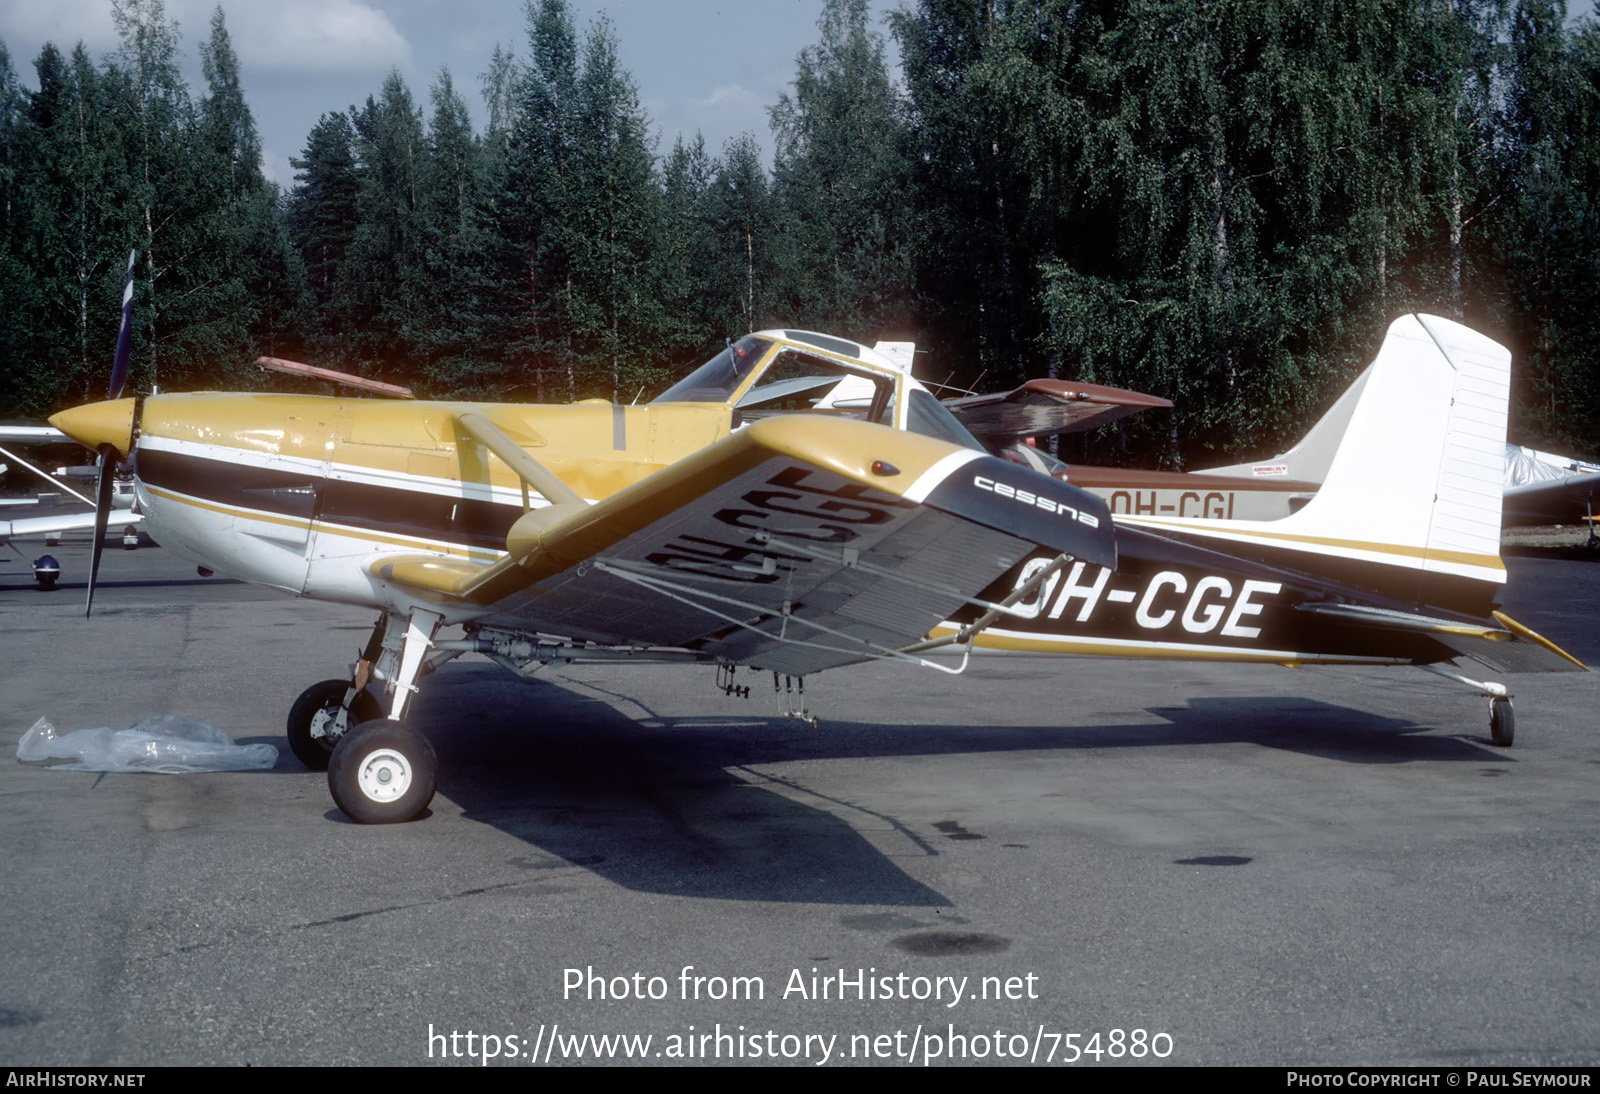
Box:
left=899, top=387, right=987, bottom=451
left=736, top=348, right=893, bottom=424
left=652, top=334, right=987, bottom=455
left=652, top=337, right=774, bottom=403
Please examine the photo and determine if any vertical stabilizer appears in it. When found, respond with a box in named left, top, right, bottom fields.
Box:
left=1204, top=363, right=1374, bottom=485
left=1281, top=314, right=1507, bottom=584
left=1120, top=315, right=1510, bottom=599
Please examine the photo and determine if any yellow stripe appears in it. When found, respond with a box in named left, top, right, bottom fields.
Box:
left=1120, top=516, right=1505, bottom=572
left=933, top=625, right=1402, bottom=665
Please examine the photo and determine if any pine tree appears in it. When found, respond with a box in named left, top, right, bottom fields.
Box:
left=893, top=0, right=1065, bottom=389
left=109, top=0, right=189, bottom=391
left=288, top=110, right=359, bottom=344
left=337, top=69, right=427, bottom=379
left=657, top=132, right=718, bottom=357
left=472, top=0, right=582, bottom=399
left=707, top=133, right=778, bottom=339
left=769, top=0, right=913, bottom=339
left=1499, top=0, right=1600, bottom=450
left=566, top=18, right=667, bottom=400
left=6, top=42, right=132, bottom=411
left=408, top=68, right=487, bottom=393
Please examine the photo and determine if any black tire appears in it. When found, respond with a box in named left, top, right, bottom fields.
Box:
left=327, top=719, right=437, bottom=824
left=286, top=679, right=382, bottom=771
left=1490, top=698, right=1515, bottom=747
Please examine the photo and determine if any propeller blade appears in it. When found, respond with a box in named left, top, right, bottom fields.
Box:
left=85, top=444, right=115, bottom=618
left=109, top=249, right=136, bottom=401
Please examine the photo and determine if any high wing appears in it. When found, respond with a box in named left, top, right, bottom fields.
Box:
left=944, top=379, right=1173, bottom=444
left=369, top=416, right=1116, bottom=676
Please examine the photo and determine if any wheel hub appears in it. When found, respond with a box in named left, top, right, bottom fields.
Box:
left=309, top=705, right=344, bottom=744
left=356, top=748, right=413, bottom=802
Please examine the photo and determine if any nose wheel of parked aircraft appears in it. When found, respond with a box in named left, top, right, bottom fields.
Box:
left=286, top=679, right=383, bottom=771
left=328, top=719, right=438, bottom=824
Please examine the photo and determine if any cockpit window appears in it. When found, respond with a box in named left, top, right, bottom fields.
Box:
left=900, top=387, right=987, bottom=451
left=652, top=337, right=774, bottom=403
left=736, top=349, right=893, bottom=424
left=999, top=440, right=1071, bottom=476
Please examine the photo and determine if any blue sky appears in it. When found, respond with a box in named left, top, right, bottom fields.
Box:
left=0, top=0, right=902, bottom=187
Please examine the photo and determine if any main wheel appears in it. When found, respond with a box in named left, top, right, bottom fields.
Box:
left=327, top=719, right=437, bottom=824
left=1490, top=697, right=1515, bottom=747
left=286, top=679, right=382, bottom=771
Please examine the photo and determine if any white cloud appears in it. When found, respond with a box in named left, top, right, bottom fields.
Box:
left=2, top=0, right=121, bottom=55
left=697, top=84, right=757, bottom=112
left=218, top=1, right=411, bottom=76
left=1, top=0, right=409, bottom=77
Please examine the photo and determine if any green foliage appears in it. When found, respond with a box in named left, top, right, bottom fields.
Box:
left=770, top=0, right=914, bottom=339
left=3, top=0, right=1600, bottom=459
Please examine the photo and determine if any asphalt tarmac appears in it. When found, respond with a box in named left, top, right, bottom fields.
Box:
left=1, top=532, right=1597, bottom=1067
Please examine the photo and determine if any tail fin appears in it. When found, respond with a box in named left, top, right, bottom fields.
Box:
left=1123, top=315, right=1510, bottom=607
left=1280, top=314, right=1508, bottom=586
left=1204, top=365, right=1374, bottom=486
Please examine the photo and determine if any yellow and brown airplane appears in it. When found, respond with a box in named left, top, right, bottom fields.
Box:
left=46, top=319, right=1582, bottom=825
left=48, top=331, right=1118, bottom=822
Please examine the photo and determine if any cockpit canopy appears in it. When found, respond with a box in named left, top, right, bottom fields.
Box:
left=652, top=330, right=984, bottom=452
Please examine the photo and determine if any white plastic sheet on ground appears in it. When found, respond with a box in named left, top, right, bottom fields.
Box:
left=16, top=714, right=278, bottom=773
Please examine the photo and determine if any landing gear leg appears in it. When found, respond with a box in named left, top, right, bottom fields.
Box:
left=1419, top=664, right=1514, bottom=747
left=285, top=614, right=390, bottom=770
left=328, top=608, right=444, bottom=823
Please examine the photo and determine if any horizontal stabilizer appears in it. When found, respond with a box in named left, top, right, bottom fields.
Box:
left=1295, top=601, right=1585, bottom=674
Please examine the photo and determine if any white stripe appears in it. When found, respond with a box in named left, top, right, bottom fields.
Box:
left=139, top=434, right=576, bottom=508
left=901, top=449, right=985, bottom=503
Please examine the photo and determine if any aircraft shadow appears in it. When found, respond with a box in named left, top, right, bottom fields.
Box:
left=390, top=663, right=1501, bottom=906
left=407, top=666, right=950, bottom=908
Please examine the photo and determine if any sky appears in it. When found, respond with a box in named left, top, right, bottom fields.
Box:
left=0, top=0, right=903, bottom=187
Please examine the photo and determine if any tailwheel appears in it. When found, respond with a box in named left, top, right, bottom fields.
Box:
left=287, top=678, right=382, bottom=771
left=1490, top=697, right=1515, bottom=748
left=328, top=719, right=437, bottom=824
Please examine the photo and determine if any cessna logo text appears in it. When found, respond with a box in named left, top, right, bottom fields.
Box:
left=973, top=475, right=1100, bottom=528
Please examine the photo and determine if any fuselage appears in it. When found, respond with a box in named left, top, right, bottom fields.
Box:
left=125, top=392, right=735, bottom=609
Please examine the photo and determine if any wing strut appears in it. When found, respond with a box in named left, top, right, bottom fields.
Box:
left=0, top=445, right=97, bottom=506
left=456, top=411, right=584, bottom=508
left=899, top=553, right=1073, bottom=656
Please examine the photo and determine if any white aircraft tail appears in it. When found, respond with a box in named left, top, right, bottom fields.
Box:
left=1135, top=314, right=1510, bottom=594
left=1205, top=367, right=1373, bottom=485
left=1284, top=314, right=1508, bottom=582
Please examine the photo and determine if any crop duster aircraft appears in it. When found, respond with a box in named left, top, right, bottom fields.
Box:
left=47, top=317, right=1581, bottom=824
